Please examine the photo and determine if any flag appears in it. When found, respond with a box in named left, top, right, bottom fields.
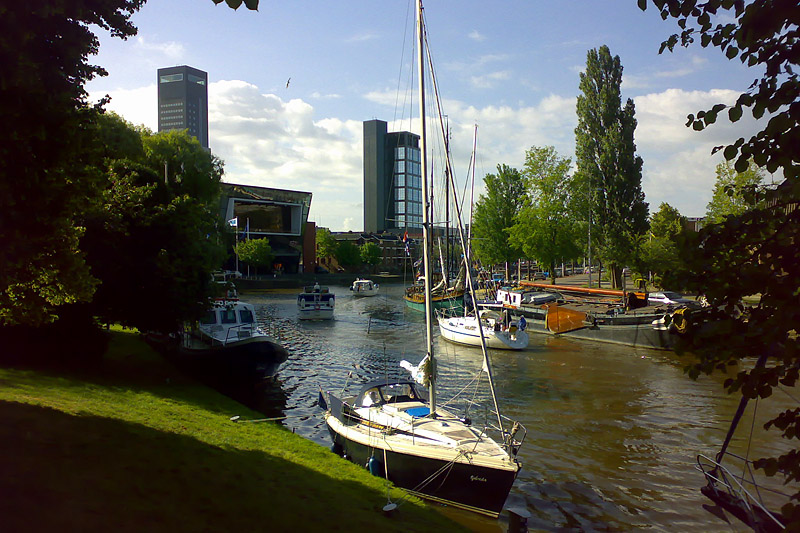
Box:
left=403, top=231, right=410, bottom=256
left=227, top=217, right=238, bottom=227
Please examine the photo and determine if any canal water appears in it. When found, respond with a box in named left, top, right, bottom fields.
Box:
left=235, top=283, right=791, bottom=532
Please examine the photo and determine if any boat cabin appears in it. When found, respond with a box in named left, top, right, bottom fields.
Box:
left=356, top=380, right=427, bottom=408
left=496, top=288, right=559, bottom=308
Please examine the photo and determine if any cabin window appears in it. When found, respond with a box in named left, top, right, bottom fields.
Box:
left=200, top=311, right=217, bottom=325
left=239, top=309, right=255, bottom=324
left=220, top=309, right=237, bottom=324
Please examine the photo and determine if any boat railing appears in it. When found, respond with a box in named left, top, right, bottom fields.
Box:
left=220, top=323, right=254, bottom=346
left=460, top=398, right=527, bottom=456
left=696, top=452, right=786, bottom=530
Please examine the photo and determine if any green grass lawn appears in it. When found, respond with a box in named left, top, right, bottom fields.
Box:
left=0, top=327, right=466, bottom=532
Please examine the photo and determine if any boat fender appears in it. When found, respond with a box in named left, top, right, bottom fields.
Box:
left=367, top=456, right=382, bottom=476
left=671, top=308, right=690, bottom=335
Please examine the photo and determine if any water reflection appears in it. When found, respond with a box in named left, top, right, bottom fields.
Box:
left=239, top=283, right=791, bottom=532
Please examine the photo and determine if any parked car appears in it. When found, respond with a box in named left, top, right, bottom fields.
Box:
left=648, top=291, right=698, bottom=307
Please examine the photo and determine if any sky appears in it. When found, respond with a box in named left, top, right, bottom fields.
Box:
left=85, top=0, right=770, bottom=231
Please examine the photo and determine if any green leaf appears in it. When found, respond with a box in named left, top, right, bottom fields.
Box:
left=243, top=0, right=259, bottom=9
left=728, top=105, right=743, bottom=122
left=723, top=144, right=738, bottom=161
left=225, top=0, right=243, bottom=9
left=725, top=46, right=739, bottom=59
left=638, top=0, right=647, bottom=11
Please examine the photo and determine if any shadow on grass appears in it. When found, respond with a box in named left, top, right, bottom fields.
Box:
left=0, top=402, right=464, bottom=533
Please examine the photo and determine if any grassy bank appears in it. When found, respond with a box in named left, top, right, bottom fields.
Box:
left=0, top=327, right=465, bottom=532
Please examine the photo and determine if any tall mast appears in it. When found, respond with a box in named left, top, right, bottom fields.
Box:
left=417, top=0, right=436, bottom=415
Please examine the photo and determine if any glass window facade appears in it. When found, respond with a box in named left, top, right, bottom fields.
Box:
left=392, top=145, right=422, bottom=229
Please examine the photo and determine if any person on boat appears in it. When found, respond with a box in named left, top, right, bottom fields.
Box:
left=314, top=282, right=320, bottom=293
left=518, top=315, right=527, bottom=331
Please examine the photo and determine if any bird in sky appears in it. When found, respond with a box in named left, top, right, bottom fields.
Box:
left=286, top=77, right=291, bottom=88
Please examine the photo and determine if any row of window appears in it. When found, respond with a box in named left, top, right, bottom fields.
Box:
left=394, top=187, right=422, bottom=202
left=393, top=160, right=422, bottom=175
left=200, top=308, right=255, bottom=325
left=394, top=146, right=421, bottom=162
left=160, top=102, right=184, bottom=108
left=394, top=173, right=422, bottom=188
left=160, top=121, right=186, bottom=128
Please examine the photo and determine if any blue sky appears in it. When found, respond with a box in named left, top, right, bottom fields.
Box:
left=86, top=0, right=769, bottom=230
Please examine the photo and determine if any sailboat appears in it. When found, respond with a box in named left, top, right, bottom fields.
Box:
left=321, top=0, right=525, bottom=518
left=696, top=355, right=787, bottom=531
left=436, top=125, right=529, bottom=351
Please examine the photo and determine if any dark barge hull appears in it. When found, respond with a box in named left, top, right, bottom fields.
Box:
left=170, top=336, right=289, bottom=380
left=326, top=424, right=518, bottom=518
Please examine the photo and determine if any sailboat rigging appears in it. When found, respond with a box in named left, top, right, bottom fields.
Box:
left=697, top=353, right=787, bottom=532
left=321, top=0, right=525, bottom=517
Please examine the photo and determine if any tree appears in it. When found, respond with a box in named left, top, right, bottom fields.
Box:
left=235, top=238, right=274, bottom=276
left=316, top=228, right=338, bottom=261
left=640, top=0, right=800, bottom=525
left=575, top=45, right=649, bottom=289
left=636, top=202, right=685, bottom=287
left=0, top=1, right=144, bottom=327
left=471, top=164, right=527, bottom=278
left=705, top=160, right=766, bottom=224
left=508, top=146, right=581, bottom=284
left=79, top=119, right=226, bottom=334
left=335, top=241, right=361, bottom=271
left=360, top=242, right=382, bottom=272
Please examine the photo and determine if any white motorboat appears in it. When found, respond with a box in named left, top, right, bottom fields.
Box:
left=350, top=278, right=379, bottom=297
left=438, top=310, right=529, bottom=350
left=179, top=294, right=288, bottom=379
left=297, top=283, right=335, bottom=320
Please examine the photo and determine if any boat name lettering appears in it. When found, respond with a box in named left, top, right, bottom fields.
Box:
left=470, top=475, right=487, bottom=482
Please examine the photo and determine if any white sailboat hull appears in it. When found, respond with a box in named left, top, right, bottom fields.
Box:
left=437, top=315, right=529, bottom=350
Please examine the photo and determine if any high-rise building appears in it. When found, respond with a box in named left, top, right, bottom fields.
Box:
left=157, top=65, right=209, bottom=148
left=363, top=119, right=422, bottom=233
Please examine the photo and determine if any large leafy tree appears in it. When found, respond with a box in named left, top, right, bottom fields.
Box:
left=0, top=0, right=145, bottom=327
left=637, top=202, right=685, bottom=287
left=640, top=0, right=800, bottom=526
left=80, top=117, right=226, bottom=333
left=705, top=160, right=766, bottom=224
left=235, top=238, right=274, bottom=276
left=471, top=164, right=527, bottom=278
left=575, top=45, right=649, bottom=289
left=508, top=146, right=581, bottom=285
left=316, top=228, right=338, bottom=261
left=335, top=241, right=362, bottom=271
left=360, top=242, right=382, bottom=272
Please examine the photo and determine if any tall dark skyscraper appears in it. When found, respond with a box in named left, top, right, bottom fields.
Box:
left=157, top=65, right=209, bottom=148
left=363, top=119, right=422, bottom=233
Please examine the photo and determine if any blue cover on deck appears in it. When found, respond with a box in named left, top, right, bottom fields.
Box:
left=405, top=406, right=430, bottom=418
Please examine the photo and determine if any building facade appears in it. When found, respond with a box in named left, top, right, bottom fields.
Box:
left=220, top=183, right=313, bottom=274
left=157, top=65, right=209, bottom=149
left=363, top=119, right=422, bottom=233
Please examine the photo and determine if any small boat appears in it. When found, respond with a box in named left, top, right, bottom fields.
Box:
left=437, top=310, right=529, bottom=350
left=297, top=283, right=335, bottom=320
left=350, top=278, right=379, bottom=297
left=178, top=293, right=288, bottom=379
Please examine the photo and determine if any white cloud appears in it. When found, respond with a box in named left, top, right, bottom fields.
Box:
left=346, top=32, right=379, bottom=43
left=469, top=70, right=512, bottom=89
left=468, top=30, right=486, bottom=42
left=634, top=87, right=765, bottom=216
left=134, top=36, right=186, bottom=60
left=89, top=84, right=157, bottom=130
